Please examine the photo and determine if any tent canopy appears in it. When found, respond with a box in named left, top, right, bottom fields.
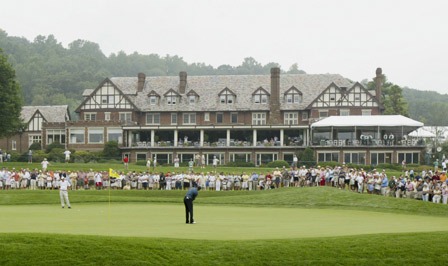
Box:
left=408, top=127, right=436, bottom=138
left=311, top=115, right=423, bottom=128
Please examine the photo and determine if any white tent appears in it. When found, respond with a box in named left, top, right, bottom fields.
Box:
left=311, top=115, right=423, bottom=128
left=408, top=128, right=436, bottom=138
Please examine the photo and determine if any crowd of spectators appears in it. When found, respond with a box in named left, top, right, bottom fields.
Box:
left=1, top=163, right=447, bottom=204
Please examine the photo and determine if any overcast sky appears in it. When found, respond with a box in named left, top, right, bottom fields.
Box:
left=1, top=0, right=447, bottom=93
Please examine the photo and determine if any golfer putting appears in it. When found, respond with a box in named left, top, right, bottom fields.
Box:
left=184, top=186, right=201, bottom=224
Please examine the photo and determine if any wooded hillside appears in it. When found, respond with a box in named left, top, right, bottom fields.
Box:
left=1, top=29, right=446, bottom=125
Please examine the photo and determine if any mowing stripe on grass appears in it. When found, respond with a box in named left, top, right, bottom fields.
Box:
left=1, top=203, right=447, bottom=240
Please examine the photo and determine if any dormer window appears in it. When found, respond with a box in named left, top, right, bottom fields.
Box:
left=186, top=90, right=199, bottom=104
left=284, top=86, right=302, bottom=103
left=164, top=90, right=180, bottom=105
left=218, top=87, right=236, bottom=104
left=253, top=87, right=270, bottom=104
left=147, top=90, right=160, bottom=105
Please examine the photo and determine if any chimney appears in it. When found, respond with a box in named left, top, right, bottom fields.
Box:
left=269, top=67, right=281, bottom=125
left=374, top=68, right=383, bottom=103
left=179, top=71, right=187, bottom=94
left=137, top=73, right=146, bottom=93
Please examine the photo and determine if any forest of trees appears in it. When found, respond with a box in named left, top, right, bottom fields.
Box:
left=0, top=29, right=446, bottom=125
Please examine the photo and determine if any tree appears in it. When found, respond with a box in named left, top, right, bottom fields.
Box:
left=103, top=141, right=121, bottom=159
left=382, top=84, right=409, bottom=116
left=0, top=49, right=23, bottom=137
left=366, top=74, right=409, bottom=116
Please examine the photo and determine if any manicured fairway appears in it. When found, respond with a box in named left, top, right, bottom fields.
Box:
left=1, top=203, right=447, bottom=240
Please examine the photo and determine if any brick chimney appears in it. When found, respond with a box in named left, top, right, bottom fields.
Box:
left=374, top=68, right=383, bottom=103
left=179, top=71, right=187, bottom=94
left=137, top=73, right=146, bottom=93
left=269, top=67, right=281, bottom=125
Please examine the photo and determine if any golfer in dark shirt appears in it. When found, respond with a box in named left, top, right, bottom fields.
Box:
left=184, top=186, right=201, bottom=224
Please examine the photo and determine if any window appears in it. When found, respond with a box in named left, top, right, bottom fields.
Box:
left=70, top=129, right=85, bottom=144
left=216, top=113, right=223, bottom=124
left=107, top=128, right=122, bottom=144
left=362, top=109, right=371, bottom=116
left=146, top=113, right=160, bottom=125
left=231, top=113, right=238, bottom=124
left=84, top=113, right=97, bottom=121
left=12, top=140, right=16, bottom=151
left=119, top=112, right=132, bottom=122
left=88, top=128, right=104, bottom=143
left=104, top=112, right=111, bottom=121
left=189, top=95, right=196, bottom=104
left=183, top=113, right=196, bottom=125
left=252, top=113, right=266, bottom=125
left=302, top=112, right=309, bottom=120
left=285, top=87, right=302, bottom=103
left=28, top=113, right=43, bottom=131
left=171, top=113, right=177, bottom=124
left=284, top=112, right=298, bottom=125
left=253, top=88, right=270, bottom=104
left=344, top=152, right=366, bottom=164
left=398, top=152, right=420, bottom=164
left=46, top=130, right=65, bottom=144
left=165, top=91, right=178, bottom=105
left=218, top=88, right=235, bottom=104
left=318, top=152, right=339, bottom=163
left=204, top=112, right=210, bottom=121
left=28, top=135, right=42, bottom=147
left=149, top=96, right=158, bottom=105
left=319, top=110, right=328, bottom=118
left=340, top=109, right=350, bottom=116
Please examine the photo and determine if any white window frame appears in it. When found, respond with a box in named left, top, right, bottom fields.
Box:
left=183, top=113, right=196, bottom=125
left=204, top=112, right=210, bottom=122
left=12, top=140, right=17, bottom=151
left=149, top=96, right=158, bottom=105
left=28, top=134, right=42, bottom=147
left=189, top=95, right=196, bottom=104
left=84, top=112, right=97, bottom=121
left=46, top=130, right=65, bottom=145
left=252, top=112, right=266, bottom=125
left=146, top=113, right=160, bottom=125
left=171, top=113, right=177, bottom=125
left=88, top=128, right=104, bottom=144
left=166, top=92, right=177, bottom=105
left=70, top=128, right=85, bottom=144
left=319, top=110, right=329, bottom=118
left=340, top=109, right=350, bottom=116
left=362, top=109, right=372, bottom=116
left=119, top=112, right=132, bottom=122
left=284, top=112, right=298, bottom=125
left=107, top=128, right=122, bottom=144
left=231, top=112, right=238, bottom=124
left=216, top=112, right=223, bottom=124
left=104, top=112, right=111, bottom=121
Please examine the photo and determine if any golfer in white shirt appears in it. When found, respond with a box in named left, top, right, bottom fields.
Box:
left=59, top=176, right=71, bottom=209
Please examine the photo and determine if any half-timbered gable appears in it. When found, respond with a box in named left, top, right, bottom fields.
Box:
left=252, top=87, right=270, bottom=104
left=77, top=79, right=136, bottom=111
left=218, top=87, right=236, bottom=104
left=345, top=82, right=379, bottom=107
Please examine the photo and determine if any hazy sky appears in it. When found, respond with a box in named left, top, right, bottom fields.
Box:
left=1, top=0, right=447, bottom=93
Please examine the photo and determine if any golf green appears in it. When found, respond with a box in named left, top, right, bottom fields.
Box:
left=1, top=203, right=447, bottom=240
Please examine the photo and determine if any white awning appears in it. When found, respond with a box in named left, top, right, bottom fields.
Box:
left=408, top=128, right=436, bottom=138
left=311, top=115, right=423, bottom=128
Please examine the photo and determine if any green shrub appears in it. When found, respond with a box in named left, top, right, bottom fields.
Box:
left=135, top=160, right=147, bottom=166
left=45, top=142, right=64, bottom=153
left=102, top=141, right=121, bottom=159
left=29, top=142, right=42, bottom=150
left=73, top=151, right=101, bottom=163
left=266, top=160, right=290, bottom=168
left=226, top=161, right=256, bottom=167
left=48, top=148, right=65, bottom=162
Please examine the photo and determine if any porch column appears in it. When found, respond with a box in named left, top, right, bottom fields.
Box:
left=128, top=131, right=132, bottom=147
left=200, top=129, right=204, bottom=147
left=174, top=130, right=178, bottom=147
left=253, top=129, right=257, bottom=146
left=226, top=129, right=230, bottom=146
left=280, top=129, right=284, bottom=147
left=150, top=130, right=155, bottom=147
